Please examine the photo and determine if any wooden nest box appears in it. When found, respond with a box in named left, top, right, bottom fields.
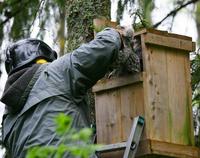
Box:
left=92, top=29, right=200, bottom=158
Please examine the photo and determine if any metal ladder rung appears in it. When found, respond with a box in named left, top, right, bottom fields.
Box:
left=95, top=116, right=145, bottom=158
left=96, top=142, right=126, bottom=153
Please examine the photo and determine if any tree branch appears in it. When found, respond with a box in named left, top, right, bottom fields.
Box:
left=153, top=0, right=200, bottom=28
left=0, top=0, right=30, bottom=26
left=0, top=10, right=20, bottom=26
left=30, top=0, right=45, bottom=29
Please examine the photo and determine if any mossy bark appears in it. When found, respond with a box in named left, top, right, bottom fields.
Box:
left=66, top=0, right=111, bottom=52
left=65, top=0, right=111, bottom=126
left=194, top=1, right=200, bottom=146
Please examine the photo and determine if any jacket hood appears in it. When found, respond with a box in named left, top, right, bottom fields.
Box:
left=1, top=64, right=41, bottom=114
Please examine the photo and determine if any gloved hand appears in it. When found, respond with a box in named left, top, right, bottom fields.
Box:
left=106, top=27, right=141, bottom=78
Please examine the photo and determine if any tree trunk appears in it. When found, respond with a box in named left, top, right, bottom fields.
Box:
left=195, top=1, right=200, bottom=46
left=194, top=1, right=200, bottom=146
left=66, top=0, right=110, bottom=52
left=65, top=0, right=111, bottom=126
left=57, top=7, right=66, bottom=56
left=138, top=0, right=154, bottom=25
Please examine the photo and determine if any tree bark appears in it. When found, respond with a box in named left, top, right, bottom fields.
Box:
left=195, top=1, right=200, bottom=46
left=65, top=0, right=111, bottom=126
left=57, top=7, right=66, bottom=56
left=66, top=0, right=110, bottom=52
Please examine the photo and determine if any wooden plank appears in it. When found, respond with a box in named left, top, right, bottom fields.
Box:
left=184, top=52, right=195, bottom=145
left=119, top=85, right=134, bottom=141
left=147, top=45, right=171, bottom=143
left=119, top=83, right=145, bottom=141
left=136, top=139, right=200, bottom=158
left=93, top=18, right=117, bottom=36
left=99, top=139, right=200, bottom=158
left=95, top=82, right=145, bottom=144
left=165, top=32, right=192, bottom=41
left=92, top=73, right=143, bottom=92
left=140, top=34, right=152, bottom=140
left=150, top=140, right=200, bottom=158
left=166, top=50, right=194, bottom=145
left=134, top=28, right=168, bottom=37
left=95, top=89, right=122, bottom=144
left=96, top=139, right=200, bottom=158
left=141, top=34, right=171, bottom=142
left=144, top=33, right=194, bottom=51
left=134, top=28, right=192, bottom=41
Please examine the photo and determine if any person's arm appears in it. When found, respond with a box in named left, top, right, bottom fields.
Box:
left=69, top=28, right=122, bottom=96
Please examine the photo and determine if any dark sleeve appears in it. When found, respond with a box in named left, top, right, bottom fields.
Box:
left=46, top=28, right=121, bottom=97
left=68, top=28, right=121, bottom=96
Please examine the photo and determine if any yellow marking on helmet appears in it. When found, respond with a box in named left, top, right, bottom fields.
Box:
left=36, top=59, right=48, bottom=64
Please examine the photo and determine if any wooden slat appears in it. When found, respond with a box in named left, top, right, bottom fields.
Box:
left=144, top=32, right=194, bottom=51
left=99, top=139, right=200, bottom=158
left=136, top=139, right=200, bottom=158
left=120, top=83, right=145, bottom=141
left=92, top=73, right=143, bottom=92
left=95, top=82, right=145, bottom=144
left=119, top=85, right=134, bottom=141
left=134, top=28, right=168, bottom=37
left=149, top=140, right=200, bottom=158
left=147, top=45, right=171, bottom=142
left=140, top=34, right=151, bottom=140
left=95, top=89, right=122, bottom=144
left=93, top=18, right=117, bottom=36
left=134, top=28, right=192, bottom=41
left=167, top=50, right=194, bottom=145
left=184, top=52, right=195, bottom=145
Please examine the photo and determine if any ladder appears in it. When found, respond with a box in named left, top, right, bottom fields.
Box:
left=95, top=116, right=145, bottom=158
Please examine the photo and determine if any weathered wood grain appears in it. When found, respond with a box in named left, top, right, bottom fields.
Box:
left=95, top=82, right=145, bottom=144
left=92, top=73, right=143, bottom=92
left=144, top=33, right=194, bottom=51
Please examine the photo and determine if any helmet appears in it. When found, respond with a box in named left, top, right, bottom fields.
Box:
left=5, top=38, right=57, bottom=74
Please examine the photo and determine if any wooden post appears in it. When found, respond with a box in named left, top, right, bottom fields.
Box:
left=93, top=29, right=200, bottom=158
left=93, top=18, right=117, bottom=36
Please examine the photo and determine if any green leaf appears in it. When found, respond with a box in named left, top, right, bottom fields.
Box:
left=71, top=128, right=92, bottom=142
left=55, top=144, right=67, bottom=158
left=54, top=113, right=72, bottom=135
left=26, top=146, right=55, bottom=158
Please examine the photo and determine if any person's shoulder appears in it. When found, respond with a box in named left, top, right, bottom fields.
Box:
left=45, top=53, right=71, bottom=72
left=96, top=27, right=119, bottom=37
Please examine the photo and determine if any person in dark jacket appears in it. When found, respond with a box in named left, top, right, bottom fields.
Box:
left=0, top=28, right=125, bottom=158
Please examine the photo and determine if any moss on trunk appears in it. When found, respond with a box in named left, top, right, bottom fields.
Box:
left=66, top=0, right=110, bottom=52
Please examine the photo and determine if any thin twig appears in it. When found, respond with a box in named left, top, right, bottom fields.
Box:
left=30, top=0, right=45, bottom=29
left=153, top=0, right=200, bottom=28
left=30, top=0, right=45, bottom=34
